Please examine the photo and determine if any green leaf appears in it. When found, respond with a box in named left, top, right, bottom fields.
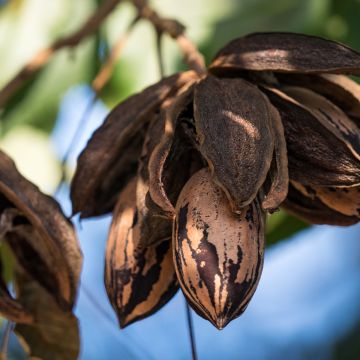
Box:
left=266, top=209, right=309, bottom=246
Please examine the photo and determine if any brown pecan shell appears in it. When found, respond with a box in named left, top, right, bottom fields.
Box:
left=173, top=168, right=265, bottom=329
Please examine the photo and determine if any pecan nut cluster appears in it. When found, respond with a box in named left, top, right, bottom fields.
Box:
left=71, top=32, right=360, bottom=329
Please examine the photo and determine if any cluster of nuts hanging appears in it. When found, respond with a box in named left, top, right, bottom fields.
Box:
left=71, top=32, right=360, bottom=329
left=1, top=32, right=360, bottom=335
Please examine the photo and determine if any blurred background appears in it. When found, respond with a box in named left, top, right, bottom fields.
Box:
left=1, top=0, right=360, bottom=359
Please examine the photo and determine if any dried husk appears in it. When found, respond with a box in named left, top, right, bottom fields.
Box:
left=105, top=180, right=178, bottom=328
left=155, top=121, right=204, bottom=215
left=148, top=83, right=196, bottom=215
left=263, top=87, right=360, bottom=187
left=261, top=103, right=289, bottom=212
left=194, top=76, right=274, bottom=212
left=173, top=169, right=265, bottom=329
left=71, top=71, right=197, bottom=218
left=311, top=186, right=360, bottom=218
left=143, top=118, right=205, bottom=220
left=276, top=73, right=360, bottom=123
left=81, top=131, right=146, bottom=218
left=282, top=86, right=360, bottom=159
left=210, top=32, right=360, bottom=76
left=283, top=181, right=359, bottom=225
left=290, top=182, right=360, bottom=219
left=0, top=151, right=82, bottom=310
left=135, top=118, right=173, bottom=248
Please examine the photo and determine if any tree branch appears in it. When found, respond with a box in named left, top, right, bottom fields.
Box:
left=0, top=0, right=123, bottom=108
left=131, top=0, right=206, bottom=76
left=155, top=28, right=165, bottom=78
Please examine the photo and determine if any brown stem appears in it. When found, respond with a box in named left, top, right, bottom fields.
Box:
left=131, top=0, right=207, bottom=76
left=176, top=35, right=207, bottom=76
left=0, top=0, right=123, bottom=108
left=155, top=28, right=165, bottom=78
left=185, top=301, right=198, bottom=360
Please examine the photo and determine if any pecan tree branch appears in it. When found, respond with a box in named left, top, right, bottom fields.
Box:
left=0, top=0, right=123, bottom=108
left=155, top=28, right=165, bottom=78
left=131, top=0, right=207, bottom=76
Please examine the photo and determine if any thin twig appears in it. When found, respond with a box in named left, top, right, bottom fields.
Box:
left=81, top=285, right=154, bottom=359
left=0, top=321, right=14, bottom=360
left=92, top=16, right=140, bottom=92
left=131, top=0, right=206, bottom=76
left=0, top=0, right=123, bottom=108
left=185, top=301, right=198, bottom=360
left=155, top=28, right=165, bottom=78
left=176, top=35, right=207, bottom=76
left=55, top=19, right=137, bottom=194
left=54, top=95, right=96, bottom=195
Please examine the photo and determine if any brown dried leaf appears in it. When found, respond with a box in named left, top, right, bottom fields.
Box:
left=81, top=131, right=146, bottom=218
left=210, top=32, right=360, bottom=76
left=15, top=270, right=80, bottom=360
left=71, top=71, right=197, bottom=218
left=194, top=76, right=274, bottom=212
left=105, top=180, right=178, bottom=328
left=261, top=104, right=289, bottom=212
left=0, top=151, right=82, bottom=310
left=148, top=83, right=196, bottom=215
left=173, top=169, right=265, bottom=329
left=276, top=73, right=360, bottom=123
left=283, top=181, right=359, bottom=225
left=263, top=87, right=360, bottom=187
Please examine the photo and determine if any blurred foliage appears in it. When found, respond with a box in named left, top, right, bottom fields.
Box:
left=97, top=2, right=140, bottom=107
left=266, top=210, right=308, bottom=246
left=0, top=0, right=100, bottom=134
